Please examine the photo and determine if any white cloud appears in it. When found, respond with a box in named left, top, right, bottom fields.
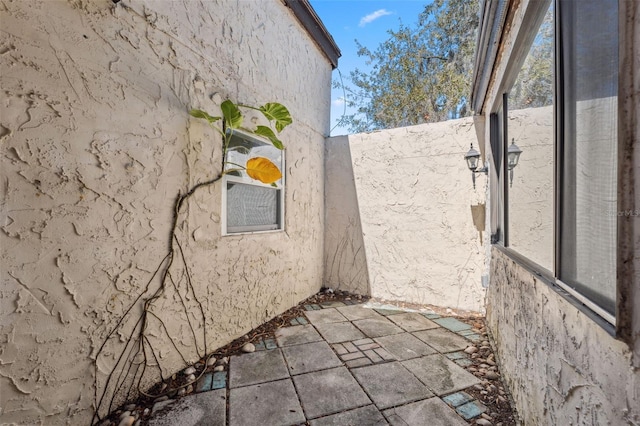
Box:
left=359, top=9, right=393, bottom=27
left=332, top=97, right=346, bottom=107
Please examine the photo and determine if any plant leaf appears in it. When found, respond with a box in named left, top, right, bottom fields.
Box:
left=189, top=109, right=221, bottom=123
left=245, top=157, right=282, bottom=184
left=260, top=103, right=293, bottom=132
left=221, top=100, right=243, bottom=129
left=254, top=126, right=285, bottom=150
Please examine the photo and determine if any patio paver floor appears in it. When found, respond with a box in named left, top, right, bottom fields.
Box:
left=145, top=300, right=510, bottom=425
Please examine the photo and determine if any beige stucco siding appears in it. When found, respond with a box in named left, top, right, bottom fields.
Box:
left=488, top=248, right=640, bottom=425
left=0, top=0, right=331, bottom=423
left=325, top=118, right=487, bottom=312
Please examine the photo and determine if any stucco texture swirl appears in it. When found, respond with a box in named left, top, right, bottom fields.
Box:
left=0, top=0, right=329, bottom=423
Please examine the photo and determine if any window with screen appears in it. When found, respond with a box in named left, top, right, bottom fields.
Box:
left=222, top=130, right=284, bottom=235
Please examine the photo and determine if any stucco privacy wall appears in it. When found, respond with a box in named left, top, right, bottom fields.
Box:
left=488, top=249, right=639, bottom=425
left=0, top=1, right=331, bottom=423
left=325, top=118, right=487, bottom=312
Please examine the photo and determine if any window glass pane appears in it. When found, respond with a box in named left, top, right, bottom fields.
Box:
left=559, top=0, right=618, bottom=315
left=225, top=131, right=283, bottom=186
left=227, top=182, right=280, bottom=231
left=506, top=4, right=554, bottom=271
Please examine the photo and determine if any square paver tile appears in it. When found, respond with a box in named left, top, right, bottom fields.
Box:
left=229, top=349, right=289, bottom=388
left=373, top=308, right=404, bottom=316
left=229, top=379, right=304, bottom=426
left=402, top=354, right=481, bottom=396
left=320, top=301, right=346, bottom=308
left=309, top=405, right=388, bottom=426
left=275, top=324, right=323, bottom=347
left=383, top=397, right=468, bottom=426
left=375, top=333, right=437, bottom=361
left=353, top=318, right=403, bottom=338
left=387, top=313, right=439, bottom=332
left=433, top=317, right=472, bottom=332
left=456, top=400, right=487, bottom=419
left=336, top=305, right=383, bottom=321
left=293, top=366, right=371, bottom=419
left=351, top=362, right=433, bottom=409
left=149, top=388, right=226, bottom=426
left=442, top=391, right=474, bottom=407
left=282, top=341, right=342, bottom=375
left=305, top=308, right=348, bottom=324
left=412, top=328, right=471, bottom=353
left=315, top=322, right=366, bottom=343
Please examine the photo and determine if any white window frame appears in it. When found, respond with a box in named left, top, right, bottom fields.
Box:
left=221, top=129, right=285, bottom=236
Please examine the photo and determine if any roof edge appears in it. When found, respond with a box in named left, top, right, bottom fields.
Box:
left=283, top=0, right=341, bottom=69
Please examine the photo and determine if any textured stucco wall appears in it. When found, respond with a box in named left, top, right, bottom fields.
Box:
left=325, top=118, right=487, bottom=312
left=0, top=0, right=330, bottom=423
left=488, top=248, right=639, bottom=425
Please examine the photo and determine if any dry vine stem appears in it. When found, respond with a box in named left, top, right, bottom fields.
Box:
left=91, top=100, right=291, bottom=424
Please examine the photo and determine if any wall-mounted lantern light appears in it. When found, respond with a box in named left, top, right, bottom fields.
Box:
left=464, top=143, right=488, bottom=189
left=507, top=138, right=522, bottom=187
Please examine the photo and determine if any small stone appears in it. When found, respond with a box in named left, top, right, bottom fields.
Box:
left=482, top=340, right=490, bottom=346
left=119, top=411, right=131, bottom=420
left=125, top=404, right=137, bottom=411
left=214, top=365, right=224, bottom=372
left=220, top=357, right=229, bottom=364
left=467, top=367, right=477, bottom=373
left=186, top=374, right=196, bottom=382
left=134, top=421, right=141, bottom=426
left=160, top=383, right=168, bottom=391
left=476, top=419, right=492, bottom=426
left=474, top=384, right=484, bottom=391
left=183, top=366, right=196, bottom=375
left=154, top=396, right=169, bottom=403
left=482, top=413, right=493, bottom=420
left=207, top=357, right=217, bottom=367
left=485, top=371, right=500, bottom=380
left=143, top=408, right=150, bottom=416
left=177, top=388, right=186, bottom=396
left=464, top=346, right=478, bottom=354
left=242, top=343, right=256, bottom=353
left=186, top=384, right=193, bottom=394
left=118, top=416, right=135, bottom=426
left=345, top=297, right=351, bottom=300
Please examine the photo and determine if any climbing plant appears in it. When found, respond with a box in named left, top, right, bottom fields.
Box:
left=92, top=100, right=292, bottom=424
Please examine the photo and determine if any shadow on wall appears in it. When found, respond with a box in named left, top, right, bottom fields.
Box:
left=471, top=203, right=486, bottom=245
left=323, top=135, right=371, bottom=295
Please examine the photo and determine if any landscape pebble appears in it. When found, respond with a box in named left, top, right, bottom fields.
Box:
left=465, top=346, right=478, bottom=354
left=242, top=342, right=256, bottom=353
left=118, top=416, right=135, bottom=426
left=183, top=366, right=196, bottom=375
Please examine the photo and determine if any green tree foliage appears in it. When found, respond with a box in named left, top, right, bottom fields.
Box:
left=340, top=0, right=479, bottom=132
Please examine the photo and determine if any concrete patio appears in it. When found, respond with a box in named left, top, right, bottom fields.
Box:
left=145, top=302, right=509, bottom=426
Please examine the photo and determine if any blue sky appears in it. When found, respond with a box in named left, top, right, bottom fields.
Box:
left=309, top=0, right=431, bottom=135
